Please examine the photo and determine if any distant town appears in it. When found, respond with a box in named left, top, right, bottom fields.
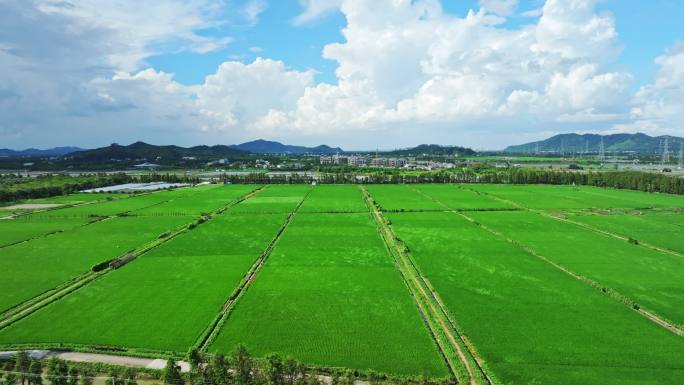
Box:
left=319, top=154, right=455, bottom=170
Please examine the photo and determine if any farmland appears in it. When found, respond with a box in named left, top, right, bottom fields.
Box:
left=0, top=183, right=683, bottom=385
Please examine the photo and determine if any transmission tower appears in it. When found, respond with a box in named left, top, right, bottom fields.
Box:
left=560, top=139, right=565, bottom=156
left=599, top=136, right=605, bottom=161
left=662, top=137, right=670, bottom=164
left=679, top=141, right=683, bottom=167
left=535, top=142, right=540, bottom=155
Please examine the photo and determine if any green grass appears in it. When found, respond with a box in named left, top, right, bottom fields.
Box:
left=385, top=211, right=684, bottom=385
left=210, top=211, right=448, bottom=377
left=0, top=217, right=88, bottom=247
left=410, top=185, right=515, bottom=210
left=467, top=211, right=684, bottom=326
left=230, top=185, right=312, bottom=213
left=298, top=185, right=368, bottom=213
left=567, top=211, right=684, bottom=254
left=467, top=184, right=684, bottom=209
left=29, top=193, right=130, bottom=204
left=132, top=185, right=257, bottom=215
left=0, top=211, right=288, bottom=352
left=30, top=192, right=181, bottom=218
left=0, top=215, right=193, bottom=313
left=1, top=183, right=683, bottom=383
left=364, top=185, right=444, bottom=211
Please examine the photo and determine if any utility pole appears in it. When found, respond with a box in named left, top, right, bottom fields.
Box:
left=662, top=137, right=670, bottom=164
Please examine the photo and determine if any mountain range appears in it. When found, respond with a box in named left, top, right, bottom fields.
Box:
left=505, top=133, right=684, bottom=154
left=230, top=139, right=343, bottom=154
left=383, top=144, right=476, bottom=156
left=0, top=147, right=83, bottom=157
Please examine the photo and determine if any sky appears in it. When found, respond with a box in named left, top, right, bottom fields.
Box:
left=1, top=0, right=683, bottom=151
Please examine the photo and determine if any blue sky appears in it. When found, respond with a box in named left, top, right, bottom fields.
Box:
left=1, top=0, right=683, bottom=150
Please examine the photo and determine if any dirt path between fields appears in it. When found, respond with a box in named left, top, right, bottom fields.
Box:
left=0, top=350, right=191, bottom=372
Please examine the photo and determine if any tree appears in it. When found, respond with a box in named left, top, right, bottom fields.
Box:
left=282, top=358, right=301, bottom=385
left=14, top=352, right=31, bottom=385
left=67, top=367, right=78, bottom=385
left=78, top=369, right=93, bottom=385
left=230, top=345, right=252, bottom=385
left=264, top=355, right=283, bottom=385
left=208, top=354, right=230, bottom=385
left=28, top=360, right=43, bottom=385
left=105, top=369, right=121, bottom=385
left=4, top=361, right=17, bottom=385
left=122, top=368, right=137, bottom=385
left=162, top=360, right=182, bottom=385
left=46, top=358, right=67, bottom=385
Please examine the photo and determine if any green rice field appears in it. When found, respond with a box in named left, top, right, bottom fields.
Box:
left=0, top=183, right=682, bottom=385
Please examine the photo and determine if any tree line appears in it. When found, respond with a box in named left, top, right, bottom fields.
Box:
left=1, top=347, right=446, bottom=385
left=221, top=168, right=684, bottom=195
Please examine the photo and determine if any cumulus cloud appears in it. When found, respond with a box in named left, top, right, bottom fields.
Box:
left=3, top=0, right=682, bottom=149
left=622, top=42, right=684, bottom=136
left=247, top=0, right=632, bottom=145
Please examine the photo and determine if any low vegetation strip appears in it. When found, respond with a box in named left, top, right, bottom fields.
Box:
left=210, top=186, right=447, bottom=377
left=361, top=187, right=486, bottom=385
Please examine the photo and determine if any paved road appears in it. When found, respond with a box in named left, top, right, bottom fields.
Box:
left=0, top=350, right=191, bottom=372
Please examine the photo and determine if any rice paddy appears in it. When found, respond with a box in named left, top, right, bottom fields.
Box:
left=0, top=183, right=682, bottom=384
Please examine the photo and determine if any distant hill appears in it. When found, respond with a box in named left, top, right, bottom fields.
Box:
left=231, top=139, right=343, bottom=154
left=67, top=141, right=248, bottom=163
left=505, top=133, right=684, bottom=154
left=0, top=146, right=84, bottom=157
left=384, top=144, right=476, bottom=156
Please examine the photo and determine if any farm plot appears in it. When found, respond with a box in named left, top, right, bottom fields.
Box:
left=0, top=210, right=289, bottom=353
left=566, top=211, right=684, bottom=254
left=298, top=185, right=368, bottom=213
left=364, top=185, right=444, bottom=211
left=230, top=185, right=312, bottom=213
left=28, top=193, right=130, bottom=204
left=132, top=185, right=257, bottom=215
left=410, top=185, right=515, bottom=210
left=467, top=211, right=684, bottom=325
left=386, top=211, right=684, bottom=385
left=31, top=187, right=202, bottom=218
left=210, top=211, right=448, bottom=377
left=0, top=216, right=89, bottom=247
left=0, top=215, right=193, bottom=314
left=467, top=184, right=684, bottom=209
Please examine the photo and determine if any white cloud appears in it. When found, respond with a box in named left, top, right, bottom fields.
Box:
left=195, top=58, right=314, bottom=132
left=3, top=0, right=679, bottom=149
left=243, top=0, right=267, bottom=25
left=35, top=0, right=231, bottom=71
left=623, top=42, right=684, bottom=137
left=293, top=0, right=344, bottom=25
left=250, top=0, right=631, bottom=146
left=478, top=0, right=518, bottom=16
